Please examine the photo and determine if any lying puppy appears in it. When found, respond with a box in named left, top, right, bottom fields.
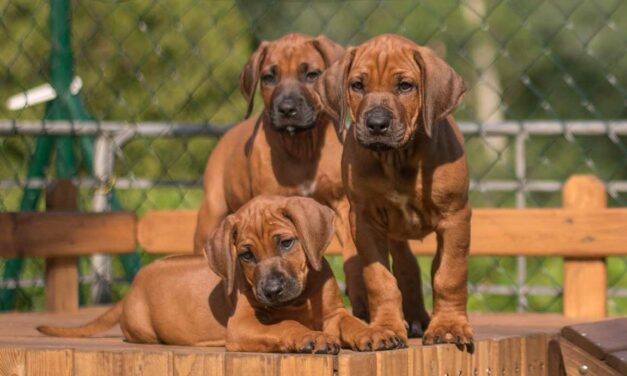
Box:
left=193, top=33, right=368, bottom=320
left=38, top=196, right=403, bottom=352
left=316, top=34, right=472, bottom=345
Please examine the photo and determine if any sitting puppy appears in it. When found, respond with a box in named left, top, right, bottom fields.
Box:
left=38, top=196, right=403, bottom=353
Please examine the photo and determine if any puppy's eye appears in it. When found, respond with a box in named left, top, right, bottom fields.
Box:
left=261, top=73, right=276, bottom=84
left=278, top=238, right=295, bottom=252
left=238, top=248, right=256, bottom=263
left=306, top=70, right=321, bottom=82
left=350, top=81, right=364, bottom=92
left=398, top=81, right=414, bottom=93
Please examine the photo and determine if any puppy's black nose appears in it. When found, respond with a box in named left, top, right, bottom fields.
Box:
left=262, top=274, right=285, bottom=301
left=277, top=98, right=298, bottom=118
left=365, top=108, right=391, bottom=135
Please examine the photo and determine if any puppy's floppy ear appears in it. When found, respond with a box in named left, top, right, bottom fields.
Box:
left=311, top=35, right=345, bottom=68
left=413, top=46, right=465, bottom=138
left=204, top=215, right=238, bottom=295
left=314, top=47, right=356, bottom=141
left=240, top=41, right=269, bottom=119
left=282, top=197, right=335, bottom=271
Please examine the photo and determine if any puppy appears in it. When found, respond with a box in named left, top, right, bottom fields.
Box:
left=193, top=33, right=368, bottom=320
left=38, top=196, right=403, bottom=352
left=316, top=34, right=472, bottom=345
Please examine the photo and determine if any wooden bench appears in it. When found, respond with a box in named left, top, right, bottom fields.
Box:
left=551, top=318, right=627, bottom=375
left=1, top=175, right=627, bottom=319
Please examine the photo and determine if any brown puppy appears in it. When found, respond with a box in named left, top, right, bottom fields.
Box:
left=316, top=34, right=472, bottom=345
left=193, top=32, right=368, bottom=320
left=38, top=196, right=402, bottom=352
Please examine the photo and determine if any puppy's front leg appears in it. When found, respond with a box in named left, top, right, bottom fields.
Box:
left=350, top=208, right=407, bottom=342
left=423, top=205, right=473, bottom=346
left=318, top=262, right=405, bottom=351
left=226, top=300, right=340, bottom=354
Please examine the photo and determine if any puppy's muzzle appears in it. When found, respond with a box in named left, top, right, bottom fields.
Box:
left=256, top=271, right=301, bottom=306
left=270, top=89, right=317, bottom=133
left=365, top=107, right=392, bottom=136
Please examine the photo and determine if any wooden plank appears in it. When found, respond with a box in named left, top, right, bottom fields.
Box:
left=522, top=334, right=550, bottom=376
left=25, top=349, right=72, bottom=376
left=137, top=208, right=627, bottom=256
left=74, top=350, right=122, bottom=376
left=560, top=338, right=621, bottom=376
left=561, top=318, right=627, bottom=361
left=225, top=353, right=279, bottom=376
left=375, top=348, right=410, bottom=376
left=548, top=338, right=566, bottom=376
left=606, top=350, right=627, bottom=375
left=562, top=175, right=607, bottom=319
left=0, top=215, right=17, bottom=257
left=494, top=337, right=524, bottom=376
left=44, top=180, right=78, bottom=314
left=0, top=347, right=25, bottom=376
left=172, top=351, right=225, bottom=376
left=337, top=352, right=376, bottom=376
left=278, top=354, right=334, bottom=376
left=470, top=340, right=494, bottom=376
left=137, top=210, right=196, bottom=254
left=121, top=351, right=172, bottom=376
left=0, top=212, right=137, bottom=258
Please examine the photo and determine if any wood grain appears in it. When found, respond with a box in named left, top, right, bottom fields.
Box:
left=137, top=208, right=627, bottom=257
left=225, top=353, right=278, bottom=376
left=560, top=338, right=621, bottom=376
left=0, top=212, right=137, bottom=258
left=337, top=352, right=376, bottom=376
left=172, top=351, right=225, bottom=376
left=562, top=175, right=607, bottom=319
left=561, top=318, right=627, bottom=360
left=73, top=350, right=122, bottom=376
left=278, top=354, right=334, bottom=376
left=0, top=347, right=25, bottom=376
left=25, top=349, right=72, bottom=376
left=44, top=180, right=78, bottom=313
left=121, top=351, right=172, bottom=376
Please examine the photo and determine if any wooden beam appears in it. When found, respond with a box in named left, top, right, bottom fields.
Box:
left=562, top=175, right=607, bottom=320
left=45, top=179, right=79, bottom=313
left=0, top=212, right=137, bottom=258
left=137, top=208, right=627, bottom=257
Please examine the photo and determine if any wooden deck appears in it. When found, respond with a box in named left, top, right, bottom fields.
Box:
left=0, top=308, right=579, bottom=375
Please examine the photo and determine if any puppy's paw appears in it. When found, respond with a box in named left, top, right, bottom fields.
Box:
left=406, top=315, right=430, bottom=338
left=293, top=331, right=340, bottom=355
left=422, top=313, right=473, bottom=348
left=349, top=326, right=406, bottom=352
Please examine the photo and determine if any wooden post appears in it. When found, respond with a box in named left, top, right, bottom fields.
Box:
left=45, top=179, right=79, bottom=313
left=562, top=175, right=607, bottom=319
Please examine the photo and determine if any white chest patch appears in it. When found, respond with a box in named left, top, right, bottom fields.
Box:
left=299, top=181, right=317, bottom=196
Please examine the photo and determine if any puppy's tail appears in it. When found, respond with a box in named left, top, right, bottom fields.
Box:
left=37, top=301, right=123, bottom=338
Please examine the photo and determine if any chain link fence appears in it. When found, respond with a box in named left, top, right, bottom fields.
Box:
left=0, top=0, right=625, bottom=313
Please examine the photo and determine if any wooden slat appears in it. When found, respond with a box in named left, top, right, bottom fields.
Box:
left=337, top=352, right=376, bottom=376
left=606, top=350, right=627, bottom=375
left=278, top=354, right=334, bottom=376
left=225, top=353, right=279, bottom=376
left=562, top=175, right=607, bottom=319
left=561, top=318, right=627, bottom=361
left=44, top=180, right=79, bottom=314
left=0, top=212, right=136, bottom=258
left=74, top=350, right=122, bottom=376
left=522, top=334, right=550, bottom=376
left=172, top=351, right=225, bottom=376
left=25, top=349, right=73, bottom=376
left=0, top=347, right=25, bottom=376
left=375, top=348, right=410, bottom=375
left=137, top=210, right=197, bottom=253
left=137, top=208, right=627, bottom=256
left=560, top=338, right=621, bottom=376
left=121, top=350, right=172, bottom=376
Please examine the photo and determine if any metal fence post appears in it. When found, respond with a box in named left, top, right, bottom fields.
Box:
left=91, top=134, right=113, bottom=303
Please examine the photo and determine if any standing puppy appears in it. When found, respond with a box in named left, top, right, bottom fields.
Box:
left=194, top=33, right=368, bottom=319
left=39, top=197, right=402, bottom=352
left=316, top=34, right=472, bottom=345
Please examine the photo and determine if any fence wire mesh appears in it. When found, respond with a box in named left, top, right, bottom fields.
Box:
left=0, top=0, right=626, bottom=313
